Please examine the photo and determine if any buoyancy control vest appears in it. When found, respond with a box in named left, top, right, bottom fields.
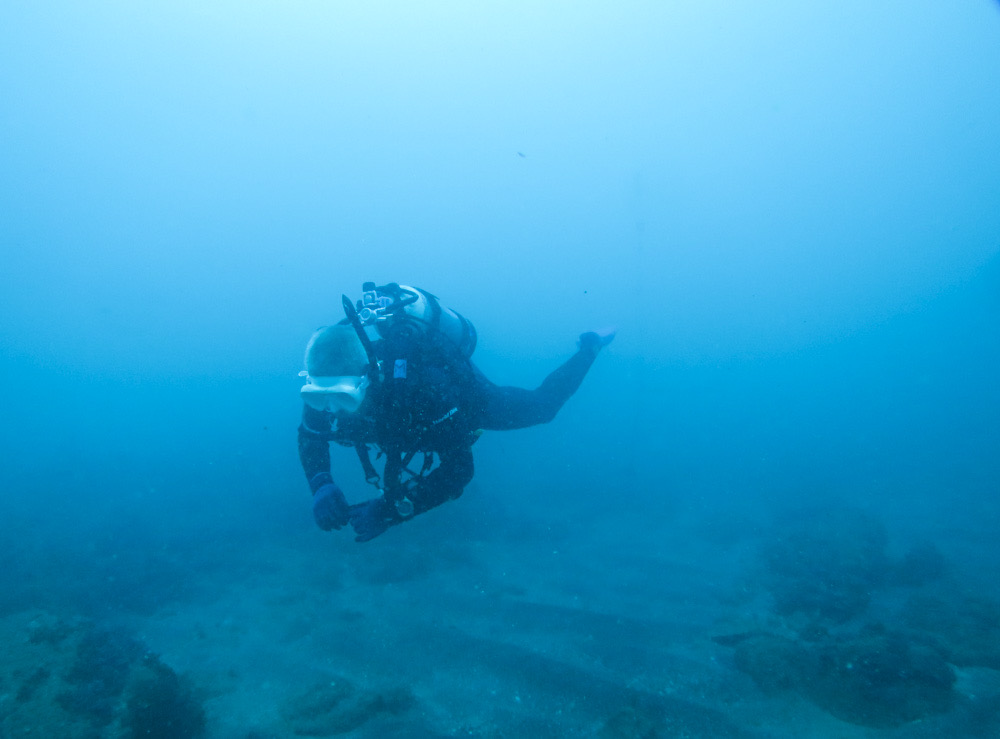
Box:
left=341, top=283, right=480, bottom=510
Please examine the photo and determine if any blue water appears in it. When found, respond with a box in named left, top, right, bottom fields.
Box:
left=2, top=2, right=999, bottom=736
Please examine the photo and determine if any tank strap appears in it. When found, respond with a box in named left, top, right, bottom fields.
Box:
left=414, top=287, right=443, bottom=331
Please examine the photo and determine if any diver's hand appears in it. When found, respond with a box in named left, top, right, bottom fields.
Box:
left=349, top=497, right=398, bottom=543
left=578, top=328, right=616, bottom=354
left=312, top=483, right=350, bottom=531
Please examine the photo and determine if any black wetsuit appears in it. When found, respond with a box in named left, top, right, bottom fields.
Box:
left=298, top=335, right=599, bottom=516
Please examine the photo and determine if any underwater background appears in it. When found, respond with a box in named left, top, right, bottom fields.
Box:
left=2, top=1, right=1000, bottom=736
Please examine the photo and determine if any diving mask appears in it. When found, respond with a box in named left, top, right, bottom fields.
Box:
left=300, top=373, right=370, bottom=413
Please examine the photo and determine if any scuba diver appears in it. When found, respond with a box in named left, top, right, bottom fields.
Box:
left=297, top=282, right=614, bottom=542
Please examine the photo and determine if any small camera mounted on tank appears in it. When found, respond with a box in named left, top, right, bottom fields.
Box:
left=349, top=282, right=478, bottom=359
left=357, top=282, right=394, bottom=326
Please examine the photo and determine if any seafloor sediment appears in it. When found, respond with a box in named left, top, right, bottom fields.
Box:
left=2, top=502, right=999, bottom=738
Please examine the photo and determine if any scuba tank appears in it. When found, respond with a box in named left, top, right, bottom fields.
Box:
left=352, top=282, right=477, bottom=358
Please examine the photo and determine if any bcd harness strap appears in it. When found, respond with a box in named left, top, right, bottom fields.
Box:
left=352, top=421, right=446, bottom=495
left=354, top=443, right=381, bottom=486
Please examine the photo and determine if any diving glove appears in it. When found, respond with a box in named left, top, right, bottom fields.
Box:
left=348, top=497, right=400, bottom=543
left=578, top=328, right=616, bottom=354
left=312, top=483, right=350, bottom=531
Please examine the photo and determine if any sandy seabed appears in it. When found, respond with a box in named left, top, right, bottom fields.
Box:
left=2, top=500, right=999, bottom=738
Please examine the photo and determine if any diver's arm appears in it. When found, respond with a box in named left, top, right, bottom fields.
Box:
left=469, top=335, right=605, bottom=431
left=299, top=404, right=352, bottom=531
left=297, top=404, right=334, bottom=492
